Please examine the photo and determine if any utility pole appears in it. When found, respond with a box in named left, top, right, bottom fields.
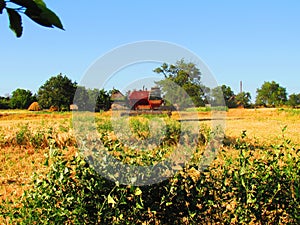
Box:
left=240, top=81, right=243, bottom=93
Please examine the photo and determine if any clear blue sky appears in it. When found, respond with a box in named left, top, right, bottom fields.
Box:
left=1, top=0, right=299, bottom=101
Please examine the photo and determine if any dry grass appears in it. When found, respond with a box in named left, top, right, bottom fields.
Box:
left=225, top=108, right=300, bottom=145
left=0, top=108, right=299, bottom=222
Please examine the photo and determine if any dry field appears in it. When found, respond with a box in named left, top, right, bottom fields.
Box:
left=0, top=108, right=299, bottom=223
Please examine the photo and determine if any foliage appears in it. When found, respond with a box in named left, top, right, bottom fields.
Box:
left=96, top=89, right=112, bottom=111
left=0, top=96, right=10, bottom=109
left=37, top=73, right=77, bottom=110
left=256, top=81, right=287, bottom=107
left=1, top=0, right=63, bottom=38
left=235, top=91, right=252, bottom=108
left=211, top=85, right=236, bottom=108
left=9, top=88, right=35, bottom=109
left=2, top=116, right=299, bottom=224
left=154, top=59, right=208, bottom=108
left=288, top=93, right=300, bottom=108
left=74, top=87, right=112, bottom=111
left=0, top=120, right=76, bottom=149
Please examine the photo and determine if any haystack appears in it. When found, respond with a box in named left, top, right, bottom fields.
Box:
left=49, top=105, right=59, bottom=112
left=28, top=102, right=40, bottom=111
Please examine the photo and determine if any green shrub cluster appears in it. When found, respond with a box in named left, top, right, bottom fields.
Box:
left=2, top=130, right=299, bottom=224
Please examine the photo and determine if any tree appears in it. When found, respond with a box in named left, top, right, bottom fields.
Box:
left=73, top=87, right=112, bottom=111
left=96, top=89, right=112, bottom=111
left=153, top=59, right=207, bottom=108
left=211, top=85, right=236, bottom=108
left=288, top=93, right=300, bottom=108
left=73, top=86, right=90, bottom=111
left=38, top=73, right=77, bottom=110
left=0, top=0, right=63, bottom=38
left=10, top=88, right=35, bottom=109
left=256, top=81, right=287, bottom=107
left=235, top=92, right=252, bottom=108
left=0, top=96, right=10, bottom=109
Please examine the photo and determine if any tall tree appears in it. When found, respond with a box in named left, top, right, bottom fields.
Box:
left=10, top=88, right=35, bottom=109
left=256, top=81, right=287, bottom=107
left=96, top=89, right=112, bottom=111
left=0, top=0, right=63, bottom=38
left=38, top=73, right=77, bottom=110
left=153, top=59, right=207, bottom=108
left=0, top=96, right=10, bottom=109
left=235, top=92, right=251, bottom=108
left=288, top=93, right=300, bottom=108
left=73, top=86, right=90, bottom=111
left=211, top=85, right=236, bottom=108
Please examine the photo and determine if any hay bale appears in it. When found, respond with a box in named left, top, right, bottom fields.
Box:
left=49, top=105, right=59, bottom=112
left=70, top=104, right=78, bottom=111
left=28, top=102, right=40, bottom=111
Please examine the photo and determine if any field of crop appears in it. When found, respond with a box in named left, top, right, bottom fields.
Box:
left=0, top=108, right=299, bottom=224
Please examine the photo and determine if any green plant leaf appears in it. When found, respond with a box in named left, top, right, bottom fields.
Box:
left=32, top=0, right=63, bottom=29
left=6, top=8, right=23, bottom=37
left=0, top=0, right=6, bottom=14
left=25, top=6, right=64, bottom=30
left=41, top=8, right=64, bottom=30
left=33, top=0, right=47, bottom=8
left=25, top=8, right=53, bottom=28
left=10, top=0, right=40, bottom=11
left=134, top=187, right=142, bottom=196
left=107, top=194, right=116, bottom=205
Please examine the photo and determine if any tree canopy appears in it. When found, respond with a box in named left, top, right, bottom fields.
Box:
left=288, top=93, right=300, bottom=108
left=256, top=81, right=287, bottom=107
left=153, top=59, right=208, bottom=108
left=1, top=0, right=63, bottom=37
left=74, top=87, right=112, bottom=112
left=235, top=91, right=251, bottom=108
left=10, top=88, right=35, bottom=109
left=37, top=73, right=76, bottom=110
left=210, top=85, right=235, bottom=108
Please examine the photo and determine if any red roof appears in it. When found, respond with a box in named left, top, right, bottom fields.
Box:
left=128, top=90, right=149, bottom=100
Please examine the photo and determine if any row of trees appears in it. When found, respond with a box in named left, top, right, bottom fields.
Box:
left=0, top=74, right=112, bottom=111
left=153, top=60, right=299, bottom=108
left=1, top=62, right=299, bottom=110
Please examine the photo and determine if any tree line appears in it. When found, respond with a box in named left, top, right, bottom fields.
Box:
left=0, top=73, right=112, bottom=111
left=153, top=60, right=300, bottom=109
left=1, top=61, right=299, bottom=110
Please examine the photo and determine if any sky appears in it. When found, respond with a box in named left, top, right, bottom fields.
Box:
left=1, top=0, right=299, bottom=102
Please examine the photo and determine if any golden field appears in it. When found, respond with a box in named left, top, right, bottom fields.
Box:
left=0, top=108, right=299, bottom=224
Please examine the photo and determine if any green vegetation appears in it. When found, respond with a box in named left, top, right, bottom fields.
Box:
left=0, top=113, right=299, bottom=224
left=1, top=0, right=63, bottom=38
left=256, top=81, right=288, bottom=107
left=288, top=93, right=300, bottom=108
left=38, top=73, right=77, bottom=111
left=10, top=88, right=35, bottom=109
left=154, top=59, right=209, bottom=108
left=1, top=61, right=299, bottom=110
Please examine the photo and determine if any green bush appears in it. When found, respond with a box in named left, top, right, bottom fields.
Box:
left=3, top=124, right=300, bottom=224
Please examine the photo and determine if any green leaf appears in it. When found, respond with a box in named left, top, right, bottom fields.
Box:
left=166, top=202, right=173, bottom=206
left=0, top=0, right=6, bottom=14
left=33, top=0, right=47, bottom=8
left=25, top=5, right=64, bottom=30
left=107, top=194, right=116, bottom=205
left=41, top=8, right=64, bottom=30
left=134, top=187, right=142, bottom=196
left=6, top=8, right=23, bottom=37
left=10, top=0, right=40, bottom=11
left=25, top=8, right=53, bottom=28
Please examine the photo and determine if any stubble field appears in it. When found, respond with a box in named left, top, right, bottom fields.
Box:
left=0, top=108, right=299, bottom=224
